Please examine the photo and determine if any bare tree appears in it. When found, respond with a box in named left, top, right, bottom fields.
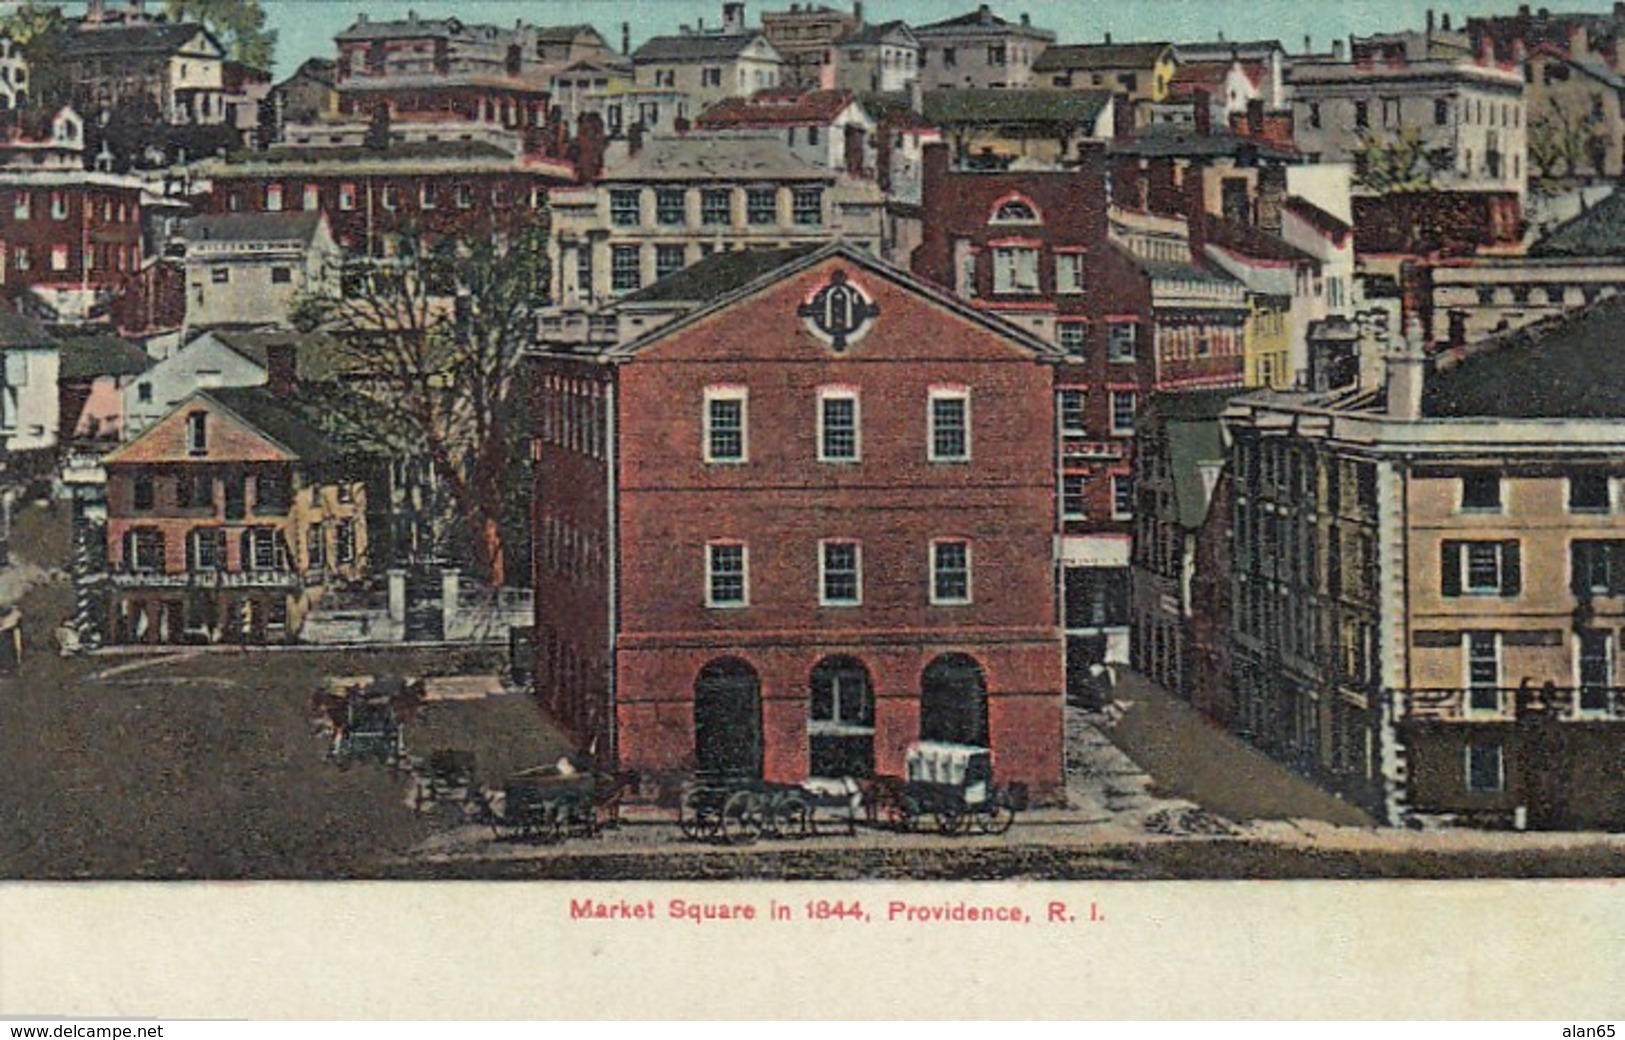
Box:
left=1351, top=128, right=1455, bottom=194
left=293, top=220, right=548, bottom=587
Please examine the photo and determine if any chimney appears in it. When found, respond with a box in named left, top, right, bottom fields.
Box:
left=1246, top=97, right=1265, bottom=136
left=628, top=120, right=645, bottom=157
left=577, top=111, right=606, bottom=183
left=923, top=140, right=950, bottom=190
left=1426, top=9, right=1435, bottom=37
left=1193, top=88, right=1213, bottom=134
left=1332, top=38, right=1345, bottom=61
left=907, top=77, right=923, bottom=114
left=723, top=1, right=746, bottom=35
left=621, top=21, right=631, bottom=54
left=1185, top=163, right=1210, bottom=255
left=1021, top=12, right=1030, bottom=28
left=1303, top=34, right=1312, bottom=54
left=853, top=0, right=864, bottom=23
left=408, top=9, right=417, bottom=24
left=1385, top=313, right=1428, bottom=421
left=265, top=340, right=297, bottom=397
left=1104, top=31, right=1113, bottom=45
left=1442, top=13, right=1451, bottom=30
left=357, top=11, right=368, bottom=24
left=86, top=0, right=108, bottom=24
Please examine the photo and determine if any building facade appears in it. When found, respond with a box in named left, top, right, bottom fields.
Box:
left=179, top=212, right=342, bottom=329
left=913, top=5, right=1056, bottom=91
left=530, top=243, right=1066, bottom=797
left=631, top=29, right=783, bottom=113
left=759, top=3, right=862, bottom=90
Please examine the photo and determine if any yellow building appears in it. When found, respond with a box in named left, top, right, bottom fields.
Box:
left=1244, top=293, right=1292, bottom=389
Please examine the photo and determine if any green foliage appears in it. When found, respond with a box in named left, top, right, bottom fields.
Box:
left=1528, top=93, right=1610, bottom=189
left=0, top=2, right=70, bottom=106
left=1351, top=128, right=1455, bottom=194
left=165, top=0, right=277, bottom=71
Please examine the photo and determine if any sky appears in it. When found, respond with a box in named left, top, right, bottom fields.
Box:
left=60, top=0, right=1625, bottom=76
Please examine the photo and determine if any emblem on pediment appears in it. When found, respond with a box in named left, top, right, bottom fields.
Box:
left=797, top=271, right=879, bottom=353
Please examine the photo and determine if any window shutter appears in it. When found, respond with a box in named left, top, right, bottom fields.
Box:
left=1571, top=542, right=1588, bottom=597
left=1440, top=541, right=1462, bottom=597
left=1501, top=540, right=1521, bottom=597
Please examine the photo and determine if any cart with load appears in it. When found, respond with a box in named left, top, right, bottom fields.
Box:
left=480, top=759, right=640, bottom=842
left=311, top=675, right=424, bottom=769
left=677, top=774, right=864, bottom=843
left=870, top=742, right=1026, bottom=836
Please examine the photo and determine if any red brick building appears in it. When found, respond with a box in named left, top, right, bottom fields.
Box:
left=0, top=171, right=146, bottom=322
left=530, top=243, right=1066, bottom=797
left=197, top=143, right=575, bottom=255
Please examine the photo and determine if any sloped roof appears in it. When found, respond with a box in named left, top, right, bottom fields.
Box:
left=602, top=134, right=833, bottom=182
left=1110, top=124, right=1296, bottom=161
left=202, top=387, right=340, bottom=462
left=840, top=20, right=917, bottom=46
left=336, top=16, right=474, bottom=42
left=1138, top=256, right=1244, bottom=286
left=535, top=24, right=606, bottom=44
left=697, top=89, right=858, bottom=128
left=914, top=6, right=1054, bottom=39
left=598, top=240, right=1064, bottom=362
left=63, top=21, right=221, bottom=59
left=1173, top=40, right=1285, bottom=63
left=620, top=245, right=822, bottom=304
left=57, top=334, right=154, bottom=380
left=205, top=329, right=350, bottom=382
left=1032, top=42, right=1172, bottom=73
left=1283, top=196, right=1353, bottom=240
left=181, top=212, right=325, bottom=246
left=220, top=140, right=516, bottom=168
left=1205, top=216, right=1315, bottom=265
left=632, top=33, right=768, bottom=63
left=1529, top=190, right=1625, bottom=258
left=1423, top=295, right=1625, bottom=418
left=922, top=88, right=1111, bottom=126
left=1152, top=388, right=1236, bottom=530
left=0, top=306, right=51, bottom=351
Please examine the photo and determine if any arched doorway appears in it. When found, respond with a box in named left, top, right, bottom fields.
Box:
left=920, top=653, right=989, bottom=747
left=694, top=657, right=763, bottom=779
left=809, top=656, right=875, bottom=778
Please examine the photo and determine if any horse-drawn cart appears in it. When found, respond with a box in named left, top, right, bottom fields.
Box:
left=479, top=760, right=639, bottom=842
left=310, top=675, right=425, bottom=769
left=678, top=775, right=864, bottom=843
left=870, top=742, right=1026, bottom=836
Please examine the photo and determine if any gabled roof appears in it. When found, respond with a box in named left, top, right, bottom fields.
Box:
left=620, top=245, right=822, bottom=304
left=914, top=6, right=1054, bottom=40
left=181, top=212, right=326, bottom=247
left=1205, top=216, right=1315, bottom=265
left=1148, top=388, right=1237, bottom=529
left=535, top=24, right=607, bottom=44
left=0, top=306, right=51, bottom=351
left=1423, top=295, right=1625, bottom=419
left=1173, top=40, right=1285, bottom=63
left=1530, top=190, right=1625, bottom=258
left=1032, top=42, right=1173, bottom=73
left=632, top=33, right=771, bottom=64
left=602, top=134, right=834, bottom=182
left=335, top=16, right=476, bottom=42
left=1137, top=256, right=1244, bottom=286
left=57, top=334, right=154, bottom=380
left=280, top=57, right=337, bottom=89
left=922, top=88, right=1111, bottom=126
left=595, top=241, right=1064, bottom=362
left=63, top=21, right=222, bottom=60
left=839, top=20, right=918, bottom=46
left=202, top=387, right=340, bottom=461
left=202, top=329, right=349, bottom=383
left=1283, top=196, right=1353, bottom=241
left=697, top=89, right=859, bottom=128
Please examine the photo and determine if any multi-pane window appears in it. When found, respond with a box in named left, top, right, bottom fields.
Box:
left=303, top=184, right=320, bottom=211
left=1466, top=631, right=1500, bottom=712
left=928, top=389, right=969, bottom=462
left=819, top=390, right=859, bottom=462
left=188, top=528, right=224, bottom=572
left=1570, top=474, right=1611, bottom=512
left=655, top=244, right=686, bottom=281
left=931, top=540, right=971, bottom=604
left=656, top=187, right=685, bottom=226
left=380, top=186, right=399, bottom=211
left=701, top=189, right=731, bottom=226
left=1062, top=474, right=1087, bottom=519
left=1112, top=474, right=1134, bottom=519
left=1465, top=743, right=1503, bottom=793
left=265, top=184, right=283, bottom=211
left=1441, top=540, right=1521, bottom=597
left=185, top=411, right=207, bottom=455
left=1108, top=323, right=1138, bottom=362
left=1570, top=540, right=1625, bottom=597
left=1459, top=472, right=1501, bottom=512
left=704, top=388, right=747, bottom=463
left=610, top=189, right=641, bottom=226
left=245, top=527, right=282, bottom=571
left=992, top=246, right=1039, bottom=294
left=133, top=475, right=155, bottom=511
left=1110, top=391, right=1137, bottom=435
left=792, top=187, right=823, bottom=225
left=336, top=519, right=356, bottom=564
left=256, top=471, right=290, bottom=513
left=1060, top=389, right=1087, bottom=436
left=820, top=541, right=861, bottom=605
left=1055, top=252, right=1084, bottom=294
left=1578, top=630, right=1613, bottom=713
left=455, top=184, right=473, bottom=209
left=50, top=192, right=67, bottom=220
left=1057, top=322, right=1086, bottom=356
left=308, top=522, right=326, bottom=569
left=746, top=187, right=777, bottom=225
left=610, top=245, right=641, bottom=292
left=706, top=542, right=747, bottom=607
left=126, top=528, right=164, bottom=572
left=419, top=183, right=437, bottom=210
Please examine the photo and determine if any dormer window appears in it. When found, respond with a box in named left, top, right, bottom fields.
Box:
left=989, top=195, right=1041, bottom=225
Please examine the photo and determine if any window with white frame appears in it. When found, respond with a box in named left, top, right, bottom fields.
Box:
left=381, top=186, right=399, bottom=211
left=303, top=184, right=320, bottom=211
left=125, top=528, right=165, bottom=572
left=655, top=244, right=686, bottom=281
left=308, top=521, right=326, bottom=569
left=820, top=540, right=861, bottom=605
left=992, top=246, right=1039, bottom=294
left=336, top=519, right=356, bottom=564
left=1465, top=742, right=1504, bottom=793
left=792, top=187, right=823, bottom=226
left=610, top=189, right=640, bottom=227
left=1057, top=321, right=1086, bottom=355
left=49, top=244, right=68, bottom=271
left=455, top=184, right=473, bottom=210
left=339, top=183, right=357, bottom=211
left=990, top=197, right=1038, bottom=224
left=1062, top=474, right=1087, bottom=519
left=1441, top=539, right=1521, bottom=597
left=50, top=191, right=67, bottom=220
left=928, top=389, right=969, bottom=462
left=419, top=182, right=437, bottom=209
left=1465, top=631, right=1501, bottom=713
left=185, top=411, right=207, bottom=455
left=1056, top=252, right=1084, bottom=294
left=187, top=528, right=224, bottom=572
left=12, top=192, right=29, bottom=220
left=704, top=387, right=747, bottom=463
left=1060, top=389, right=1087, bottom=437
left=930, top=540, right=971, bottom=604
left=1578, top=629, right=1613, bottom=714
left=1110, top=390, right=1136, bottom=435
left=746, top=187, right=777, bottom=225
left=244, top=527, right=283, bottom=571
left=610, top=245, right=641, bottom=292
left=706, top=542, right=748, bottom=607
left=1108, top=322, right=1138, bottom=362
left=655, top=187, right=685, bottom=226
left=818, top=389, right=859, bottom=462
left=701, top=189, right=731, bottom=226
left=1112, top=474, right=1134, bottom=519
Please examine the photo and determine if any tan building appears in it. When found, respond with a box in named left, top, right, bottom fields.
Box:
left=631, top=26, right=783, bottom=112
left=179, top=212, right=342, bottom=330
left=1033, top=41, right=1176, bottom=107
left=548, top=134, right=884, bottom=305
left=913, top=4, right=1055, bottom=91
left=1224, top=301, right=1625, bottom=829
left=760, top=3, right=861, bottom=89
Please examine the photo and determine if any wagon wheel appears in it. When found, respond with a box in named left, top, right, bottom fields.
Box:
left=721, top=789, right=764, bottom=845
left=885, top=795, right=917, bottom=833
left=773, top=794, right=812, bottom=839
left=678, top=789, right=711, bottom=840
left=977, top=793, right=1017, bottom=836
left=935, top=807, right=967, bottom=836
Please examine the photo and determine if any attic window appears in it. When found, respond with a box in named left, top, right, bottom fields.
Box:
left=989, top=195, right=1041, bottom=225
left=186, top=411, right=208, bottom=455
